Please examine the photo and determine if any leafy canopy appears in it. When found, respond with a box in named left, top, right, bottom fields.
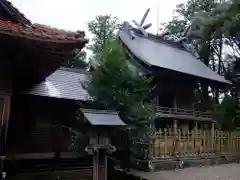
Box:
left=162, top=0, right=240, bottom=129
left=87, top=14, right=120, bottom=63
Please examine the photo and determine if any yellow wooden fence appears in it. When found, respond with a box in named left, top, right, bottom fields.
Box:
left=133, top=130, right=240, bottom=159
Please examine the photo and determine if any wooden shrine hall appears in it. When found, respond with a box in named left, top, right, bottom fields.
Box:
left=0, top=0, right=91, bottom=179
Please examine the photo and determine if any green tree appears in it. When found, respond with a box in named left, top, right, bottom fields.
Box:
left=84, top=39, right=155, bottom=128
left=163, top=0, right=231, bottom=107
left=214, top=95, right=239, bottom=131
left=189, top=0, right=240, bottom=104
left=162, top=0, right=240, bottom=129
left=71, top=15, right=155, bottom=158
left=87, top=14, right=120, bottom=65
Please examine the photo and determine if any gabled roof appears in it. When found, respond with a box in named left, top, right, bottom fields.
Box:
left=119, top=22, right=231, bottom=85
left=82, top=109, right=126, bottom=126
left=23, top=68, right=91, bottom=101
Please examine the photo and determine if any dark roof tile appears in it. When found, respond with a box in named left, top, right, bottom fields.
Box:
left=23, top=68, right=91, bottom=101
left=119, top=25, right=231, bottom=85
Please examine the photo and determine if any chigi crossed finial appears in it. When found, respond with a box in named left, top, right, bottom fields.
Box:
left=132, top=8, right=152, bottom=37
left=122, top=8, right=199, bottom=58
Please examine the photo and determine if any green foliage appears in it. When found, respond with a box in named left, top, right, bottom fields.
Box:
left=62, top=50, right=88, bottom=69
left=71, top=15, right=155, bottom=156
left=214, top=95, right=239, bottom=131
left=85, top=40, right=155, bottom=128
left=161, top=18, right=188, bottom=37
left=87, top=14, right=120, bottom=63
left=163, top=0, right=240, bottom=130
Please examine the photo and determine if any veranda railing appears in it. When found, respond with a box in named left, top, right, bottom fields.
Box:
left=156, top=107, right=213, bottom=120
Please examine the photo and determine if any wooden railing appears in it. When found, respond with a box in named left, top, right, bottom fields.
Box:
left=132, top=130, right=240, bottom=160
left=156, top=106, right=213, bottom=120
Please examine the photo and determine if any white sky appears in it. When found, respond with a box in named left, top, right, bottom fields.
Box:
left=10, top=0, right=187, bottom=35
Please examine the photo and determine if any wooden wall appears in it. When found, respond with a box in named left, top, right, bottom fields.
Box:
left=6, top=95, right=81, bottom=155
left=154, top=77, right=195, bottom=109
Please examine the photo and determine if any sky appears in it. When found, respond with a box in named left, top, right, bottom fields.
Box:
left=10, top=0, right=187, bottom=35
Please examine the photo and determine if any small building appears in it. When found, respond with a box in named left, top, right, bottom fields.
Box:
left=118, top=21, right=231, bottom=134
left=116, top=21, right=240, bottom=170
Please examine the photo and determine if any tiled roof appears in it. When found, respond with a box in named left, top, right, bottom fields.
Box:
left=0, top=0, right=31, bottom=24
left=23, top=68, right=91, bottom=101
left=0, top=20, right=87, bottom=42
left=119, top=25, right=231, bottom=85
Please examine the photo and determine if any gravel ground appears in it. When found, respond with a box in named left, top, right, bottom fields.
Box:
left=131, top=163, right=240, bottom=180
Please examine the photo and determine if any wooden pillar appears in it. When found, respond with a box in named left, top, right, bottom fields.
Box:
left=93, top=150, right=99, bottom=180
left=92, top=149, right=108, bottom=180
left=0, top=94, right=11, bottom=154
left=211, top=123, right=215, bottom=135
left=87, top=135, right=113, bottom=180
left=98, top=150, right=107, bottom=180
left=173, top=120, right=178, bottom=135
left=0, top=93, right=11, bottom=180
left=194, top=121, right=198, bottom=132
left=91, top=148, right=109, bottom=180
left=173, top=96, right=177, bottom=109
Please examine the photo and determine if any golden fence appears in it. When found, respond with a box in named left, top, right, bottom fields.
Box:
left=132, top=130, right=240, bottom=159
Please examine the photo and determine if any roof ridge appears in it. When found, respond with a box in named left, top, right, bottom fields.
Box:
left=121, top=21, right=198, bottom=57
left=132, top=28, right=195, bottom=55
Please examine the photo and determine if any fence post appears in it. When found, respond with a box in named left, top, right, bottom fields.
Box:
left=211, top=124, right=215, bottom=154
left=148, top=135, right=153, bottom=160
left=164, top=128, right=168, bottom=158
left=228, top=132, right=231, bottom=153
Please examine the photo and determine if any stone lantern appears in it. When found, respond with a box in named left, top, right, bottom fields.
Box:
left=82, top=109, right=126, bottom=180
